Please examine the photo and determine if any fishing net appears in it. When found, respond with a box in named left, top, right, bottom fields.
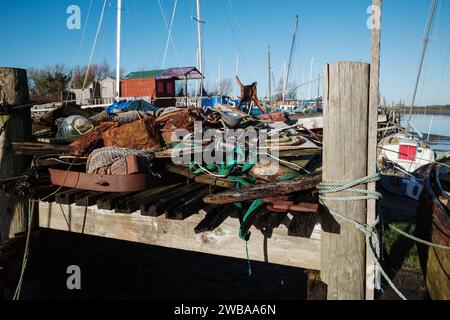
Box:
left=86, top=147, right=157, bottom=174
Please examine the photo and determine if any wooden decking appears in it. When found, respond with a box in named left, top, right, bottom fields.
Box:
left=38, top=191, right=321, bottom=270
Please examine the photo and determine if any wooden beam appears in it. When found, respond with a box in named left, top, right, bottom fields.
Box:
left=0, top=67, right=31, bottom=241
left=38, top=201, right=321, bottom=270
left=203, top=171, right=321, bottom=205
left=321, top=62, right=370, bottom=300
left=367, top=0, right=382, bottom=300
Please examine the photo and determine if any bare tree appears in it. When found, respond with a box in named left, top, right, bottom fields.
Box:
left=28, top=64, right=72, bottom=99
left=207, top=78, right=233, bottom=96
left=71, top=60, right=116, bottom=89
left=274, top=78, right=297, bottom=101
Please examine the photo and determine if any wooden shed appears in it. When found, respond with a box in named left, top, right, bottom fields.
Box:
left=121, top=67, right=203, bottom=107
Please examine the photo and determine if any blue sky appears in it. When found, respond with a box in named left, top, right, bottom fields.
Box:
left=1, top=0, right=449, bottom=105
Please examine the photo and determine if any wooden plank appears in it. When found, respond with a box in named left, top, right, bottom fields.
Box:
left=96, top=192, right=136, bottom=210
left=75, top=192, right=105, bottom=207
left=367, top=0, right=382, bottom=300
left=321, top=62, right=370, bottom=300
left=203, top=171, right=321, bottom=205
left=143, top=183, right=206, bottom=217
left=288, top=213, right=320, bottom=238
left=115, top=183, right=185, bottom=214
left=38, top=201, right=322, bottom=270
left=194, top=205, right=232, bottom=233
left=55, top=189, right=92, bottom=205
left=164, top=187, right=211, bottom=220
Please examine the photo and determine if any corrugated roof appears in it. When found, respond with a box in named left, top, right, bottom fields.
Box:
left=157, top=67, right=203, bottom=80
left=125, top=69, right=165, bottom=79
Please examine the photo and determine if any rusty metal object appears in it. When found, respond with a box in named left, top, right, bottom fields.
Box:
left=257, top=112, right=286, bottom=122
left=49, top=168, right=174, bottom=192
left=157, top=108, right=201, bottom=145
left=103, top=117, right=162, bottom=150
left=265, top=200, right=319, bottom=214
left=235, top=76, right=265, bottom=113
left=69, top=121, right=118, bottom=157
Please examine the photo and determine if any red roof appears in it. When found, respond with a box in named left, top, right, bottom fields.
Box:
left=156, top=67, right=203, bottom=80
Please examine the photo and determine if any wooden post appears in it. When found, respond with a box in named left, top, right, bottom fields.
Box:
left=321, top=61, right=370, bottom=300
left=0, top=67, right=31, bottom=241
left=367, top=0, right=382, bottom=300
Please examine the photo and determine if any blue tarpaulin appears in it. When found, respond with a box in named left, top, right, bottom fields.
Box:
left=106, top=99, right=159, bottom=115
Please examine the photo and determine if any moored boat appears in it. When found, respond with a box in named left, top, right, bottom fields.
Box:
left=416, top=159, right=450, bottom=300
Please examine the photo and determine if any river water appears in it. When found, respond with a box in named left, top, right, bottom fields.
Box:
left=400, top=113, right=450, bottom=151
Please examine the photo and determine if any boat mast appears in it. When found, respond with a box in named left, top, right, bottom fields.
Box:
left=115, top=0, right=122, bottom=100
left=285, top=15, right=299, bottom=101
left=407, top=0, right=437, bottom=132
left=196, top=0, right=204, bottom=97
left=308, top=55, right=314, bottom=99
left=268, top=45, right=272, bottom=105
left=317, top=73, right=320, bottom=98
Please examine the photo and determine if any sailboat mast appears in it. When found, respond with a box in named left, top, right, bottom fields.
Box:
left=308, top=56, right=314, bottom=99
left=285, top=15, right=299, bottom=98
left=196, top=0, right=204, bottom=96
left=407, top=0, right=437, bottom=130
left=116, top=0, right=122, bottom=100
left=268, top=45, right=272, bottom=104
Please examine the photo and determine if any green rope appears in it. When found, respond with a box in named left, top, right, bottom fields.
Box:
left=245, top=241, right=252, bottom=276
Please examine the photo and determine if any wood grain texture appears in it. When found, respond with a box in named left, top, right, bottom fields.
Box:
left=367, top=0, right=382, bottom=300
left=321, top=61, right=370, bottom=300
left=38, top=201, right=322, bottom=270
left=0, top=68, right=31, bottom=240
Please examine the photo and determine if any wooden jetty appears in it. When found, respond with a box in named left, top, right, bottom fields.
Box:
left=1, top=0, right=389, bottom=301
left=37, top=188, right=321, bottom=270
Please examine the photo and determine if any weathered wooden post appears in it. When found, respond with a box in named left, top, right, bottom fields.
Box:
left=367, top=0, right=382, bottom=300
left=0, top=67, right=32, bottom=241
left=321, top=61, right=370, bottom=300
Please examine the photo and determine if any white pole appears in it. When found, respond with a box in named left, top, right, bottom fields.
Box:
left=196, top=0, right=203, bottom=97
left=282, top=63, right=287, bottom=102
left=116, top=0, right=122, bottom=100
left=235, top=55, right=239, bottom=76
left=301, top=70, right=305, bottom=101
left=194, top=49, right=199, bottom=98
left=218, top=56, right=221, bottom=96
left=308, top=55, right=314, bottom=99
left=427, top=115, right=434, bottom=140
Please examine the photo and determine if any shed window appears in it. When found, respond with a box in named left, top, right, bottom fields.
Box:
left=157, top=81, right=164, bottom=94
left=166, top=82, right=174, bottom=95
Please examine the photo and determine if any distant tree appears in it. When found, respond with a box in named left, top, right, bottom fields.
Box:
left=274, top=78, right=297, bottom=101
left=219, top=78, right=233, bottom=96
left=207, top=78, right=233, bottom=96
left=71, top=60, right=116, bottom=89
left=97, top=59, right=114, bottom=79
left=29, top=64, right=72, bottom=99
left=72, top=65, right=97, bottom=89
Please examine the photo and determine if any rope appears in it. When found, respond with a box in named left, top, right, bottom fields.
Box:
left=162, top=0, right=178, bottom=69
left=317, top=174, right=408, bottom=300
left=390, top=224, right=450, bottom=250
left=317, top=174, right=382, bottom=201
left=12, top=199, right=35, bottom=300
left=82, top=0, right=108, bottom=92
